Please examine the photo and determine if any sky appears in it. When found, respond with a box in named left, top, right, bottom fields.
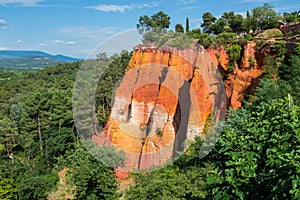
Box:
left=0, top=0, right=299, bottom=58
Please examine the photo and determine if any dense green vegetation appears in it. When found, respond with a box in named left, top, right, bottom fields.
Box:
left=0, top=51, right=130, bottom=199
left=0, top=3, right=299, bottom=200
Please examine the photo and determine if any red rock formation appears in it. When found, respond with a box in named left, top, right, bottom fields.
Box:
left=226, top=68, right=262, bottom=108
left=241, top=41, right=257, bottom=70
left=226, top=41, right=263, bottom=108
left=98, top=41, right=265, bottom=177
left=104, top=46, right=226, bottom=174
left=206, top=46, right=229, bottom=71
left=206, top=41, right=263, bottom=108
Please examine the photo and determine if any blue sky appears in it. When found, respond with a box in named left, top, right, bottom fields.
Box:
left=0, top=0, right=299, bottom=58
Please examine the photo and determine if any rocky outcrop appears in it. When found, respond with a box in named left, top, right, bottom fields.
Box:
left=104, top=45, right=226, bottom=174
left=226, top=41, right=263, bottom=108
left=226, top=67, right=262, bottom=108
left=206, top=41, right=263, bottom=108
left=241, top=41, right=257, bottom=69
left=279, top=22, right=300, bottom=34
left=98, top=41, right=267, bottom=176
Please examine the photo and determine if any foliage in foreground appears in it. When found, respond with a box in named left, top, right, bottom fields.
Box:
left=207, top=97, right=300, bottom=199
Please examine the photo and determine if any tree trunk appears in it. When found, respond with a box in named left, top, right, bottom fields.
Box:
left=59, top=121, right=61, bottom=133
left=38, top=115, right=43, bottom=151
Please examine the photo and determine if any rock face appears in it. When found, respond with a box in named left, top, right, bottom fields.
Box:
left=227, top=41, right=263, bottom=108
left=101, top=41, right=264, bottom=175
left=207, top=41, right=263, bottom=108
left=104, top=45, right=226, bottom=173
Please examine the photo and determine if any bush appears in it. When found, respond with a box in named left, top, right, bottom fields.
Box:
left=216, top=32, right=238, bottom=46
left=207, top=97, right=300, bottom=199
left=227, top=44, right=242, bottom=62
left=197, top=33, right=216, bottom=48
left=143, top=30, right=194, bottom=49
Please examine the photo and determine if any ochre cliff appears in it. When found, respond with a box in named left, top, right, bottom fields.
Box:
left=97, top=41, right=265, bottom=176
left=207, top=41, right=263, bottom=108
left=101, top=45, right=227, bottom=175
left=228, top=41, right=263, bottom=108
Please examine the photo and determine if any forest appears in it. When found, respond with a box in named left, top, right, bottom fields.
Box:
left=0, top=3, right=299, bottom=200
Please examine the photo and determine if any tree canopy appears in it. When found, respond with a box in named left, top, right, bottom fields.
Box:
left=137, top=11, right=171, bottom=34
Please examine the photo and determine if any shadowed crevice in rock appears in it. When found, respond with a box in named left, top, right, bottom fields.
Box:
left=135, top=68, right=140, bottom=84
left=159, top=67, right=168, bottom=85
left=172, top=101, right=181, bottom=134
left=145, top=109, right=154, bottom=138
left=127, top=103, right=132, bottom=122
left=172, top=80, right=191, bottom=158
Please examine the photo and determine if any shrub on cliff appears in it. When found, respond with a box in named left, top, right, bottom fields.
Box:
left=226, top=44, right=242, bottom=73
left=142, top=30, right=194, bottom=49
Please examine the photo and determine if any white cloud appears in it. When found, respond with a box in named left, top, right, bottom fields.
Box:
left=0, top=19, right=7, bottom=25
left=38, top=43, right=47, bottom=46
left=53, top=39, right=64, bottom=43
left=86, top=4, right=133, bottom=13
left=178, top=0, right=198, bottom=4
left=85, top=3, right=158, bottom=13
left=0, top=0, right=43, bottom=7
left=53, top=39, right=75, bottom=45
left=241, top=0, right=278, bottom=3
left=58, top=26, right=120, bottom=38
left=65, top=41, right=75, bottom=45
left=0, top=46, right=7, bottom=50
left=178, top=6, right=198, bottom=10
left=16, top=39, right=22, bottom=43
left=274, top=4, right=300, bottom=12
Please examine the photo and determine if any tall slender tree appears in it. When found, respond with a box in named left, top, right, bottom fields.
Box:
left=186, top=17, right=190, bottom=32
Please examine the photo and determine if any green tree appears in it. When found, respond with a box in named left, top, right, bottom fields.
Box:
left=242, top=11, right=252, bottom=32
left=279, top=55, right=300, bottom=103
left=175, top=24, right=184, bottom=33
left=258, top=3, right=281, bottom=30
left=124, top=166, right=208, bottom=199
left=49, top=89, right=73, bottom=131
left=210, top=18, right=228, bottom=35
left=249, top=3, right=280, bottom=31
left=197, top=33, right=216, bottom=48
left=0, top=117, right=18, bottom=157
left=21, top=89, right=51, bottom=151
left=283, top=11, right=300, bottom=23
left=17, top=173, right=58, bottom=200
left=227, top=44, right=242, bottom=62
left=43, top=127, right=76, bottom=166
left=96, top=50, right=131, bottom=128
left=66, top=145, right=120, bottom=199
left=221, top=11, right=245, bottom=33
left=137, top=11, right=171, bottom=34
left=226, top=44, right=242, bottom=73
left=201, top=12, right=217, bottom=34
left=207, top=97, right=300, bottom=199
left=186, top=17, right=190, bottom=32
left=186, top=28, right=202, bottom=39
left=0, top=176, right=16, bottom=200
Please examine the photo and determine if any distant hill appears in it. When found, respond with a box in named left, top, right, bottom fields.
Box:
left=0, top=50, right=80, bottom=70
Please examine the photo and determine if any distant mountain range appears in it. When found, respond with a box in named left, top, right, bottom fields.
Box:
left=0, top=50, right=80, bottom=70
